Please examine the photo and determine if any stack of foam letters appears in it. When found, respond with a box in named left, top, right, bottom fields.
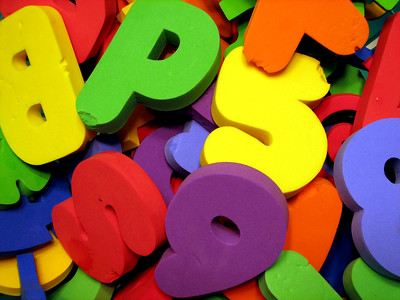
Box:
left=0, top=0, right=399, bottom=299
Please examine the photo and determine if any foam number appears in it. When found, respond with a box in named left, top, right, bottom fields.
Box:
left=334, top=118, right=400, bottom=279
left=221, top=177, right=342, bottom=299
left=0, top=6, right=93, bottom=165
left=201, top=46, right=329, bottom=198
left=0, top=0, right=116, bottom=63
left=155, top=162, right=288, bottom=298
left=0, top=128, right=50, bottom=208
left=243, top=0, right=368, bottom=73
left=52, top=151, right=167, bottom=283
left=314, top=93, right=360, bottom=175
left=353, top=12, right=400, bottom=132
left=76, top=0, right=221, bottom=133
left=258, top=251, right=341, bottom=299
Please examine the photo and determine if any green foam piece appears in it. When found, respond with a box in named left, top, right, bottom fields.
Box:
left=258, top=251, right=341, bottom=300
left=329, top=63, right=365, bottom=95
left=353, top=1, right=366, bottom=15
left=375, top=0, right=399, bottom=10
left=224, top=16, right=249, bottom=57
left=343, top=258, right=400, bottom=300
left=0, top=128, right=50, bottom=209
left=76, top=0, right=221, bottom=134
left=360, top=69, right=369, bottom=80
left=219, top=0, right=256, bottom=21
left=367, top=2, right=400, bottom=45
left=48, top=268, right=114, bottom=300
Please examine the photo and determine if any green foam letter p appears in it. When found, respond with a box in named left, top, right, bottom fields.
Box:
left=77, top=0, right=221, bottom=133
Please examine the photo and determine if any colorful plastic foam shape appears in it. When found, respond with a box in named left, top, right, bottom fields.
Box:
left=343, top=257, right=400, bottom=299
left=48, top=268, right=115, bottom=300
left=76, top=0, right=221, bottom=133
left=155, top=162, right=288, bottom=298
left=224, top=15, right=249, bottom=58
left=0, top=6, right=94, bottom=165
left=53, top=151, right=167, bottom=283
left=117, top=0, right=128, bottom=12
left=283, top=177, right=343, bottom=271
left=201, top=46, right=329, bottom=198
left=133, top=124, right=184, bottom=207
left=0, top=233, right=73, bottom=296
left=0, top=0, right=116, bottom=63
left=219, top=0, right=256, bottom=20
left=116, top=2, right=133, bottom=22
left=65, top=133, right=122, bottom=183
left=97, top=21, right=120, bottom=61
left=0, top=176, right=70, bottom=255
left=165, top=120, right=209, bottom=176
left=17, top=252, right=46, bottom=300
left=259, top=250, right=341, bottom=299
left=243, top=0, right=369, bottom=73
left=315, top=93, right=360, bottom=158
left=334, top=118, right=400, bottom=279
left=314, top=93, right=360, bottom=175
left=365, top=1, right=387, bottom=19
left=119, top=0, right=235, bottom=41
left=353, top=12, right=400, bottom=132
left=0, top=128, right=50, bottom=209
left=366, top=2, right=400, bottom=47
left=117, top=104, right=156, bottom=152
left=222, top=278, right=265, bottom=300
left=374, top=0, right=400, bottom=10
left=185, top=81, right=218, bottom=132
left=172, top=81, right=218, bottom=133
left=182, top=0, right=235, bottom=41
left=329, top=63, right=365, bottom=96
left=319, top=208, right=359, bottom=296
left=113, top=265, right=170, bottom=300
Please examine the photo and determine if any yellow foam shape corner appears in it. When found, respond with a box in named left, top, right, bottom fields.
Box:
left=201, top=46, right=329, bottom=198
left=0, top=233, right=74, bottom=296
left=117, top=2, right=134, bottom=23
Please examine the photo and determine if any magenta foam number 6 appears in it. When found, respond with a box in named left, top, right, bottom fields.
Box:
left=334, top=118, right=400, bottom=279
left=155, top=162, right=289, bottom=298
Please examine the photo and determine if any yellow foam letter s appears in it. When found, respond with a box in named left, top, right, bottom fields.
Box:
left=201, top=46, right=329, bottom=198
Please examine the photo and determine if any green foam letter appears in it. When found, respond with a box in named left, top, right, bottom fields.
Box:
left=77, top=0, right=221, bottom=133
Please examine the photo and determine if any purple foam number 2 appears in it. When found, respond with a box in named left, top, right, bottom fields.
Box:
left=334, top=118, right=400, bottom=279
left=155, top=162, right=288, bottom=298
